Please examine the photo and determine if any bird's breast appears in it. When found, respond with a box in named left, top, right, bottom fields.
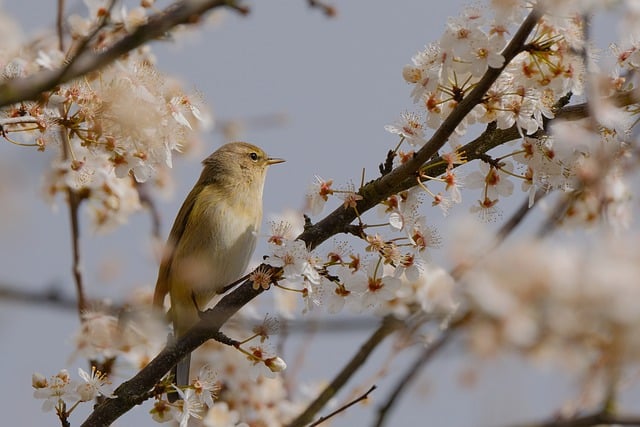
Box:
left=171, top=185, right=262, bottom=302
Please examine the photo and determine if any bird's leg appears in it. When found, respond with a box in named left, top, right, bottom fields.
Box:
left=191, top=291, right=206, bottom=320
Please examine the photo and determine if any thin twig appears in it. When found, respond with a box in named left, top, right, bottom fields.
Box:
left=373, top=313, right=471, bottom=427
left=61, top=0, right=116, bottom=77
left=373, top=335, right=451, bottom=427
left=511, top=411, right=640, bottom=427
left=57, top=0, right=65, bottom=52
left=67, top=188, right=86, bottom=316
left=59, top=124, right=87, bottom=317
left=309, top=385, right=377, bottom=427
left=285, top=317, right=403, bottom=427
left=307, top=0, right=337, bottom=17
left=135, top=181, right=162, bottom=240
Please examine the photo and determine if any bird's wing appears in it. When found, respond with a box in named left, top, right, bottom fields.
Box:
left=153, top=183, right=203, bottom=308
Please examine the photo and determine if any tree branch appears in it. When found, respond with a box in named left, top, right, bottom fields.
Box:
left=308, top=385, right=377, bottom=427
left=81, top=277, right=264, bottom=426
left=81, top=9, right=546, bottom=426
left=512, top=412, right=640, bottom=427
left=297, top=7, right=542, bottom=250
left=286, top=316, right=404, bottom=427
left=0, top=0, right=245, bottom=108
left=78, top=7, right=640, bottom=426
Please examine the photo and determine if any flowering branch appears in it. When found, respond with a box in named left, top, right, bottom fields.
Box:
left=78, top=8, right=553, bottom=426
left=80, top=269, right=266, bottom=426
left=297, top=7, right=542, bottom=250
left=0, top=0, right=246, bottom=108
left=48, top=3, right=640, bottom=425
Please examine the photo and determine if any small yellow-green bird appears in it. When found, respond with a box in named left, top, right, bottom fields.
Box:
left=153, top=142, right=284, bottom=392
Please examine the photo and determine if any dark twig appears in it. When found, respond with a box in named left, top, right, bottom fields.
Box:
left=373, top=333, right=452, bottom=427
left=59, top=0, right=116, bottom=80
left=373, top=313, right=471, bottom=427
left=307, top=0, right=337, bottom=17
left=211, top=330, right=240, bottom=347
left=57, top=0, right=65, bottom=51
left=135, top=181, right=162, bottom=240
left=309, top=385, right=377, bottom=427
left=59, top=125, right=88, bottom=318
left=67, top=188, right=86, bottom=317
left=511, top=412, right=640, bottom=427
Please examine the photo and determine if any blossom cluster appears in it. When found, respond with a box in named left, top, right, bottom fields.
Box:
left=463, top=235, right=640, bottom=377
left=42, top=302, right=293, bottom=426
left=1, top=0, right=211, bottom=231
left=177, top=339, right=304, bottom=427
left=145, top=315, right=291, bottom=427
left=380, top=1, right=638, bottom=225
left=32, top=368, right=112, bottom=414
left=270, top=196, right=457, bottom=319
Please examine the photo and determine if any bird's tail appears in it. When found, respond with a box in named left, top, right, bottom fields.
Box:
left=167, top=353, right=191, bottom=402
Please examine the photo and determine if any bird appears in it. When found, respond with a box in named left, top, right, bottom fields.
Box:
left=153, top=142, right=284, bottom=395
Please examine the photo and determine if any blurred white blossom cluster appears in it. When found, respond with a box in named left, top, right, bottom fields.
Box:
left=463, top=235, right=640, bottom=376
left=1, top=0, right=211, bottom=231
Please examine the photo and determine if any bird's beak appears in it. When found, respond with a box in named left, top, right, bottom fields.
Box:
left=267, top=157, right=285, bottom=165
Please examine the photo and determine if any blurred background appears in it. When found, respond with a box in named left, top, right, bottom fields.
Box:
left=0, top=1, right=638, bottom=426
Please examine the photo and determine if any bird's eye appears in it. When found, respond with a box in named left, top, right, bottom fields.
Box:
left=249, top=152, right=259, bottom=161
